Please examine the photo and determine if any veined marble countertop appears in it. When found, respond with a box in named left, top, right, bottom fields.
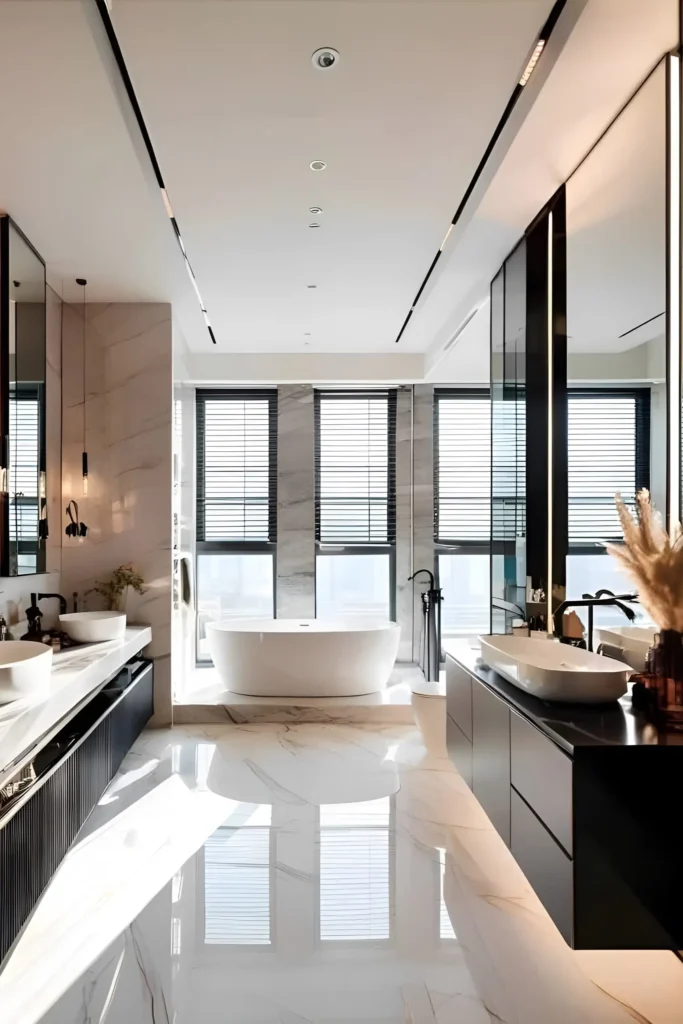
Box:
left=0, top=626, right=152, bottom=786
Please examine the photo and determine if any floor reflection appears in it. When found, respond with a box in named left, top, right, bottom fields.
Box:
left=19, top=724, right=480, bottom=1024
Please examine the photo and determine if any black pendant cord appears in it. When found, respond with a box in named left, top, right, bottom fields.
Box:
left=76, top=278, right=89, bottom=493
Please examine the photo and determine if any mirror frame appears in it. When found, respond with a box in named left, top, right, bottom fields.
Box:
left=0, top=214, right=47, bottom=577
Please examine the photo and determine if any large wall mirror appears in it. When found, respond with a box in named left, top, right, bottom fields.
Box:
left=565, top=59, right=666, bottom=620
left=0, top=215, right=47, bottom=575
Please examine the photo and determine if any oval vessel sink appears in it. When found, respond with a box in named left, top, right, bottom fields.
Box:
left=59, top=611, right=127, bottom=644
left=595, top=625, right=656, bottom=673
left=478, top=634, right=631, bottom=703
left=0, top=641, right=53, bottom=703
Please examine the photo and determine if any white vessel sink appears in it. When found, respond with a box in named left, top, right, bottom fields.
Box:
left=478, top=635, right=631, bottom=703
left=0, top=641, right=53, bottom=703
left=594, top=625, right=656, bottom=673
left=59, top=611, right=126, bottom=644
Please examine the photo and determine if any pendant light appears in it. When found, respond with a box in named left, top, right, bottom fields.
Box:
left=76, top=278, right=88, bottom=496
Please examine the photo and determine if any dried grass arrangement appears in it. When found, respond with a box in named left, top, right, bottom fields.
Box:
left=607, top=490, right=683, bottom=632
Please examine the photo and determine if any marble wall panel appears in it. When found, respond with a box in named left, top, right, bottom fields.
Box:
left=172, top=380, right=196, bottom=699
left=395, top=387, right=413, bottom=661
left=411, top=384, right=434, bottom=659
left=61, top=303, right=173, bottom=724
left=276, top=384, right=315, bottom=618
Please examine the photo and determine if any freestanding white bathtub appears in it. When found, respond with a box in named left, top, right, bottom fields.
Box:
left=205, top=618, right=400, bottom=697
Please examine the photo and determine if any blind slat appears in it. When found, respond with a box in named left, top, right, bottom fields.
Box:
left=197, top=390, right=277, bottom=543
left=315, top=391, right=396, bottom=545
left=435, top=392, right=492, bottom=544
left=568, top=392, right=649, bottom=544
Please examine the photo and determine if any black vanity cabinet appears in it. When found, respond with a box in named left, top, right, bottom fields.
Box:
left=0, top=658, right=153, bottom=963
left=445, top=646, right=683, bottom=951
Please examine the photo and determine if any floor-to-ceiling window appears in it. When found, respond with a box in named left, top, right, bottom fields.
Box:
left=434, top=389, right=491, bottom=637
left=566, top=389, right=650, bottom=624
left=195, top=389, right=277, bottom=661
left=314, top=390, right=396, bottom=620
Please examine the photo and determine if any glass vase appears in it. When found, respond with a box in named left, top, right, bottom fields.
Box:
left=646, top=630, right=683, bottom=731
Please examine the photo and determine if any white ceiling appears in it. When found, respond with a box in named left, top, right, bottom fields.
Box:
left=0, top=0, right=677, bottom=378
left=420, top=0, right=678, bottom=380
left=112, top=0, right=555, bottom=353
left=0, top=1, right=205, bottom=346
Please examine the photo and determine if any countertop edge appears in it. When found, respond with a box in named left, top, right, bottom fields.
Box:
left=0, top=626, right=152, bottom=785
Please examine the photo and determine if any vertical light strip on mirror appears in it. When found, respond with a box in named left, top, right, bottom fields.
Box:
left=547, top=210, right=554, bottom=631
left=668, top=53, right=681, bottom=527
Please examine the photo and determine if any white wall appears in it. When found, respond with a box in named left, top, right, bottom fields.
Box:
left=61, top=302, right=173, bottom=724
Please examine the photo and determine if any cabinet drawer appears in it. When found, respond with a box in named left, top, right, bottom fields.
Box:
left=510, top=712, right=573, bottom=855
left=511, top=788, right=574, bottom=945
left=447, top=714, right=472, bottom=789
left=446, top=656, right=473, bottom=740
left=472, top=683, right=511, bottom=846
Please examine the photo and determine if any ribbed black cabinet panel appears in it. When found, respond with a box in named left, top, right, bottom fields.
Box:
left=0, top=782, right=43, bottom=961
left=0, top=659, right=153, bottom=963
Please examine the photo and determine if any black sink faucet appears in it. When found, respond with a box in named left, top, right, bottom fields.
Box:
left=37, top=592, right=68, bottom=616
left=553, top=592, right=638, bottom=652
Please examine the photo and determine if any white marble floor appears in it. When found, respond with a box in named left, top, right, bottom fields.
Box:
left=1, top=710, right=682, bottom=1024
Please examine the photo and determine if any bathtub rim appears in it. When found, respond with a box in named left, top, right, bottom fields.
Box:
left=205, top=617, right=400, bottom=636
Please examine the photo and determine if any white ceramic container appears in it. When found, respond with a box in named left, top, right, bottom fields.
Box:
left=478, top=634, right=632, bottom=703
left=59, top=611, right=127, bottom=644
left=0, top=641, right=53, bottom=703
left=206, top=618, right=400, bottom=697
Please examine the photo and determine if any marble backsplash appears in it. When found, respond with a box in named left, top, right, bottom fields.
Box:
left=61, top=302, right=173, bottom=724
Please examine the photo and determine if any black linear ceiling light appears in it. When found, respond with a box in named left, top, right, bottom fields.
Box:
left=393, top=0, right=567, bottom=344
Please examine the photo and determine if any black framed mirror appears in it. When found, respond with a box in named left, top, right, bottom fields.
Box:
left=0, top=215, right=47, bottom=576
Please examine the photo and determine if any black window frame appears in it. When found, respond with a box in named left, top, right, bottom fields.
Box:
left=567, top=387, right=651, bottom=554
left=195, top=388, right=278, bottom=663
left=314, top=389, right=398, bottom=620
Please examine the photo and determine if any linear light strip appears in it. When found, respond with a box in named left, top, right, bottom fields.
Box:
left=668, top=53, right=681, bottom=527
left=547, top=210, right=554, bottom=633
left=520, top=40, right=545, bottom=87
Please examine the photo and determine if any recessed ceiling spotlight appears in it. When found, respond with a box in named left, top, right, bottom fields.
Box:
left=309, top=206, right=323, bottom=215
left=310, top=161, right=326, bottom=171
left=312, top=47, right=339, bottom=70
left=309, top=222, right=320, bottom=228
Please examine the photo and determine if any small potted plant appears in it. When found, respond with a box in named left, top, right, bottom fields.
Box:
left=88, top=563, right=146, bottom=613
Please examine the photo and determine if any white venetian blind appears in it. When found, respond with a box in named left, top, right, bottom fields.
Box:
left=435, top=392, right=491, bottom=543
left=203, top=807, right=272, bottom=945
left=9, top=394, right=39, bottom=543
left=196, top=390, right=277, bottom=543
left=315, top=391, right=396, bottom=545
left=568, top=394, right=643, bottom=545
left=320, top=799, right=391, bottom=942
